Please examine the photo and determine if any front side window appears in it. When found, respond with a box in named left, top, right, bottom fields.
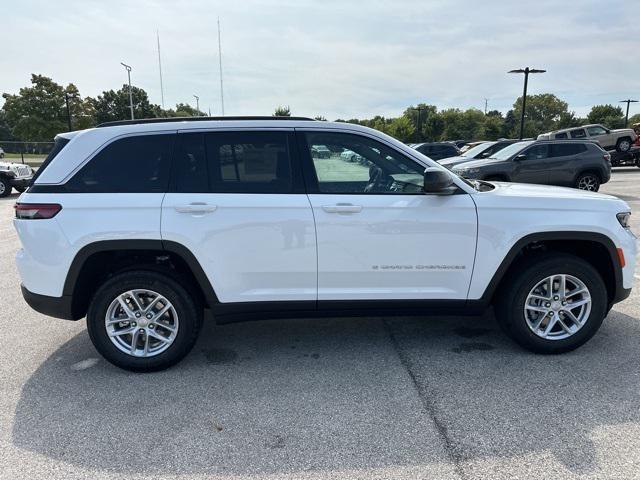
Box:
left=587, top=126, right=607, bottom=136
left=305, top=132, right=425, bottom=194
left=555, top=132, right=568, bottom=139
left=522, top=144, right=549, bottom=160
left=491, top=140, right=534, bottom=160
left=67, top=134, right=173, bottom=192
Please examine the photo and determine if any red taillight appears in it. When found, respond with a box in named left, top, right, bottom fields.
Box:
left=14, top=203, right=62, bottom=220
left=604, top=153, right=611, bottom=163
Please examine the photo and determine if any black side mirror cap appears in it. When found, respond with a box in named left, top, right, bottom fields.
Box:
left=514, top=153, right=527, bottom=161
left=423, top=167, right=457, bottom=195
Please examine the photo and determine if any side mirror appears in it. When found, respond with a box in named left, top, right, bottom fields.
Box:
left=423, top=167, right=457, bottom=195
left=514, top=153, right=527, bottom=161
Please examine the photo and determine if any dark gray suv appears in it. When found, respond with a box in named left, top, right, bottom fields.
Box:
left=450, top=140, right=611, bottom=191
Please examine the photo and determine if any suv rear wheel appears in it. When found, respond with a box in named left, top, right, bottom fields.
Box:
left=575, top=172, right=600, bottom=191
left=495, top=253, right=607, bottom=354
left=87, top=270, right=202, bottom=371
left=616, top=137, right=632, bottom=153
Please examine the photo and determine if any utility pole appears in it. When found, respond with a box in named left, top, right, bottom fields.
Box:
left=619, top=99, right=638, bottom=127
left=410, top=105, right=427, bottom=142
left=193, top=95, right=200, bottom=116
left=64, top=93, right=73, bottom=131
left=121, top=62, right=134, bottom=120
left=157, top=30, right=165, bottom=109
left=217, top=17, right=225, bottom=116
left=484, top=98, right=488, bottom=115
left=508, top=67, right=545, bottom=140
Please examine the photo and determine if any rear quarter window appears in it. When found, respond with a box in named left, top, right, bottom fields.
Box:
left=66, top=134, right=173, bottom=193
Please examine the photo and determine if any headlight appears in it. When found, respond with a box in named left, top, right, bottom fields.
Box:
left=455, top=168, right=480, bottom=176
left=617, top=212, right=631, bottom=228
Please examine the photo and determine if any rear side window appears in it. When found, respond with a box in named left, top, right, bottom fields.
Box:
left=570, top=129, right=587, bottom=139
left=66, top=134, right=173, bottom=192
left=173, top=131, right=294, bottom=194
left=30, top=137, right=70, bottom=185
left=555, top=132, right=568, bottom=139
left=551, top=143, right=587, bottom=157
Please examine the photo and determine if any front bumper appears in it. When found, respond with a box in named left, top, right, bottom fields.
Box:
left=10, top=176, right=33, bottom=188
left=21, top=284, right=79, bottom=320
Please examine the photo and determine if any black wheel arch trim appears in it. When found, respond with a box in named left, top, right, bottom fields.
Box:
left=479, top=231, right=624, bottom=304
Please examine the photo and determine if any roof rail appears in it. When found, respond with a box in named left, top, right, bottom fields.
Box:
left=96, top=116, right=316, bottom=128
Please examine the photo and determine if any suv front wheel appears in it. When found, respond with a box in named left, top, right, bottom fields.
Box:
left=495, top=253, right=607, bottom=354
left=575, top=172, right=600, bottom=191
left=87, top=270, right=202, bottom=371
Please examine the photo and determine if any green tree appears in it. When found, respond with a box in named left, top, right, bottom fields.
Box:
left=165, top=103, right=205, bottom=117
left=93, top=85, right=162, bottom=124
left=0, top=110, right=14, bottom=141
left=314, top=115, right=327, bottom=121
left=385, top=116, right=415, bottom=142
left=273, top=105, right=291, bottom=117
left=439, top=108, right=486, bottom=141
left=511, top=93, right=570, bottom=138
left=403, top=104, right=438, bottom=142
left=587, top=104, right=624, bottom=128
left=2, top=74, right=71, bottom=141
left=628, top=113, right=640, bottom=126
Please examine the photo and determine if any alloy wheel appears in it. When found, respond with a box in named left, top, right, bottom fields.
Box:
left=577, top=175, right=598, bottom=191
left=105, top=289, right=179, bottom=357
left=524, top=274, right=591, bottom=340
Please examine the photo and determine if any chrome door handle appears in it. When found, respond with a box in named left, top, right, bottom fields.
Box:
left=321, top=204, right=363, bottom=214
left=174, top=203, right=217, bottom=214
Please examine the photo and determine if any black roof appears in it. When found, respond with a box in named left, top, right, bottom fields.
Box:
left=96, top=116, right=315, bottom=128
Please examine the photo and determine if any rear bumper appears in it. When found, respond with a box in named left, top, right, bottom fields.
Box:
left=21, top=285, right=79, bottom=320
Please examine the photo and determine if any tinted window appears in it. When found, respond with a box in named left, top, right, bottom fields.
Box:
left=174, top=133, right=208, bottom=192
left=555, top=132, right=568, bottom=139
left=522, top=144, right=549, bottom=160
left=305, top=132, right=425, bottom=194
left=30, top=136, right=70, bottom=185
left=551, top=143, right=587, bottom=157
left=205, top=131, right=292, bottom=193
left=570, top=129, right=587, bottom=139
left=67, top=134, right=173, bottom=192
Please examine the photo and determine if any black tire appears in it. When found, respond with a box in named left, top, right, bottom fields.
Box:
left=87, top=270, right=203, bottom=372
left=575, top=172, right=600, bottom=191
left=616, top=137, right=632, bottom=153
left=0, top=177, right=11, bottom=197
left=14, top=186, right=26, bottom=193
left=495, top=253, right=608, bottom=354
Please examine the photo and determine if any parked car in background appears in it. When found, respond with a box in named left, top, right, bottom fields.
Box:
left=538, top=124, right=637, bottom=152
left=311, top=144, right=331, bottom=158
left=459, top=141, right=485, bottom=153
left=340, top=149, right=365, bottom=163
left=413, top=142, right=460, bottom=161
left=0, top=161, right=34, bottom=197
left=0, top=147, right=5, bottom=159
left=452, top=139, right=611, bottom=191
left=439, top=139, right=519, bottom=169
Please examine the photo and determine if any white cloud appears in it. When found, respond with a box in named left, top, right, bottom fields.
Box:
left=3, top=0, right=637, bottom=120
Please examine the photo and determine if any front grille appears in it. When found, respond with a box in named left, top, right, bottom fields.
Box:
left=15, top=166, right=31, bottom=177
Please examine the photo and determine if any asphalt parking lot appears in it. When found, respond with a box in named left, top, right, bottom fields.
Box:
left=0, top=171, right=639, bottom=480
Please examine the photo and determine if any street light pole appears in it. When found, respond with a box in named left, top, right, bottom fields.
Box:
left=410, top=106, right=427, bottom=142
left=64, top=93, right=72, bottom=131
left=508, top=67, right=546, bottom=140
left=193, top=95, right=200, bottom=116
left=619, top=99, right=638, bottom=127
left=121, top=62, right=134, bottom=120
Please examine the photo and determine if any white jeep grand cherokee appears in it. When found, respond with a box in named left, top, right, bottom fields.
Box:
left=14, top=117, right=636, bottom=371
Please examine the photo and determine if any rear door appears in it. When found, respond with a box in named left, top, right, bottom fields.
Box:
left=547, top=143, right=585, bottom=186
left=161, top=129, right=317, bottom=304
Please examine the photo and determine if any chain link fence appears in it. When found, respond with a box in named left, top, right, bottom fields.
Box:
left=0, top=141, right=54, bottom=166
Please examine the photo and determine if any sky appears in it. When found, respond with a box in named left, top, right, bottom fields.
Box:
left=3, top=0, right=638, bottom=120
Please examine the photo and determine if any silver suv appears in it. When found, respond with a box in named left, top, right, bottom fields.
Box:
left=538, top=124, right=637, bottom=152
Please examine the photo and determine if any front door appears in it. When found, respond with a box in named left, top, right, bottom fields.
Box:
left=161, top=129, right=317, bottom=304
left=299, top=130, right=477, bottom=301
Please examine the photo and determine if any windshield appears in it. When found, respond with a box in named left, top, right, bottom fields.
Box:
left=462, top=142, right=495, bottom=157
left=489, top=140, right=534, bottom=160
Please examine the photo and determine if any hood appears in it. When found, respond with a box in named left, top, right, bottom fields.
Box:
left=452, top=158, right=506, bottom=170
left=612, top=128, right=635, bottom=134
left=438, top=156, right=472, bottom=168
left=479, top=181, right=629, bottom=214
